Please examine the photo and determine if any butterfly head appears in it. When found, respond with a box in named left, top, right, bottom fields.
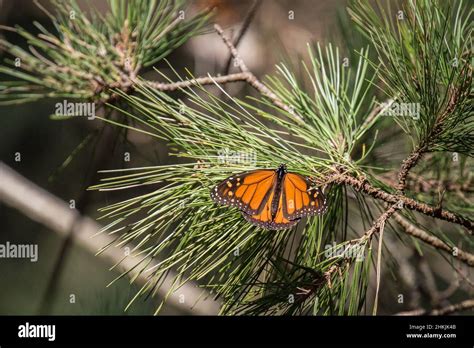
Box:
left=277, top=163, right=287, bottom=174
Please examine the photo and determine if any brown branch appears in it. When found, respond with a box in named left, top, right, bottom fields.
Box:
left=214, top=24, right=303, bottom=122
left=359, top=203, right=400, bottom=242
left=214, top=24, right=250, bottom=73
left=145, top=72, right=251, bottom=91
left=396, top=299, right=474, bottom=315
left=393, top=213, right=474, bottom=267
left=223, top=0, right=261, bottom=74
left=381, top=172, right=474, bottom=194
left=396, top=145, right=426, bottom=193
left=143, top=24, right=303, bottom=122
left=329, top=172, right=474, bottom=231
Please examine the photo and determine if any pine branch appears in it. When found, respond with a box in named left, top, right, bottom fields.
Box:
left=359, top=203, right=400, bottom=242
left=0, top=0, right=211, bottom=105
left=91, top=8, right=471, bottom=311
left=144, top=72, right=250, bottom=91
left=329, top=172, right=474, bottom=231
left=223, top=0, right=261, bottom=74
left=214, top=24, right=302, bottom=121
left=64, top=0, right=472, bottom=315
left=396, top=145, right=427, bottom=193
left=144, top=23, right=301, bottom=121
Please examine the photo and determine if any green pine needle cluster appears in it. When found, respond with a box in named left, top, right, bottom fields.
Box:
left=349, top=0, right=473, bottom=155
left=0, top=0, right=210, bottom=105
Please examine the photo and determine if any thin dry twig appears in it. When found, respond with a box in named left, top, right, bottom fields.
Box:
left=372, top=207, right=391, bottom=315
left=397, top=145, right=427, bottom=193
left=329, top=172, right=474, bottom=231
left=145, top=72, right=250, bottom=91
left=223, top=0, right=261, bottom=74
left=362, top=203, right=400, bottom=242
left=214, top=24, right=303, bottom=121
left=143, top=23, right=302, bottom=123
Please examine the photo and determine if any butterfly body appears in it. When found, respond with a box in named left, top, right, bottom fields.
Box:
left=268, top=164, right=286, bottom=219
left=211, top=164, right=327, bottom=230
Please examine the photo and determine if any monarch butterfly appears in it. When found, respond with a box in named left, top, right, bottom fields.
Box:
left=210, top=164, right=327, bottom=230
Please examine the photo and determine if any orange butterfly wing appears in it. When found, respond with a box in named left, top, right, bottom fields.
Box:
left=242, top=186, right=300, bottom=230
left=282, top=173, right=327, bottom=220
left=210, top=170, right=276, bottom=215
left=211, top=168, right=327, bottom=230
left=242, top=186, right=275, bottom=228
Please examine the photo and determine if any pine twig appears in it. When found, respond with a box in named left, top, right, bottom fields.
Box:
left=144, top=22, right=301, bottom=123
left=354, top=202, right=400, bottom=315
left=214, top=24, right=250, bottom=73
left=223, top=0, right=261, bottom=74
left=329, top=173, right=474, bottom=232
left=396, top=145, right=427, bottom=193
left=372, top=205, right=395, bottom=315
left=144, top=72, right=250, bottom=91
left=396, top=299, right=474, bottom=316
left=360, top=203, right=400, bottom=242
left=214, top=24, right=303, bottom=121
